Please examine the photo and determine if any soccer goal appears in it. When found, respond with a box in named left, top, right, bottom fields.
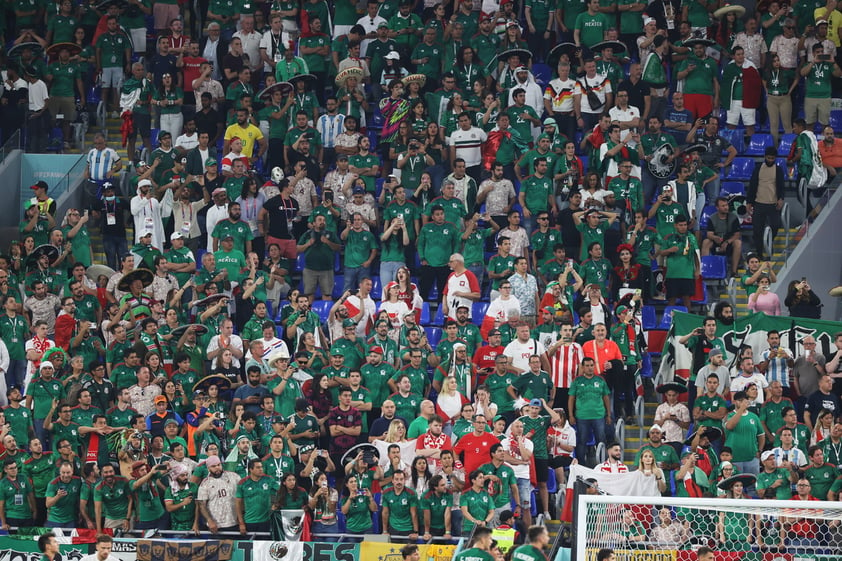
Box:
left=575, top=495, right=842, bottom=561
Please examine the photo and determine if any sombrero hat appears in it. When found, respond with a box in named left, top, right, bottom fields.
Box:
left=340, top=443, right=381, bottom=467
left=28, top=245, right=59, bottom=265
left=656, top=382, right=688, bottom=394
left=498, top=48, right=532, bottom=62
left=85, top=264, right=116, bottom=283
left=257, top=81, right=292, bottom=101
left=547, top=42, right=580, bottom=69
left=169, top=324, right=209, bottom=339
left=96, top=0, right=128, bottom=10
left=683, top=143, right=708, bottom=155
left=401, top=73, right=427, bottom=87
left=592, top=41, right=627, bottom=54
left=684, top=38, right=715, bottom=48
left=684, top=426, right=722, bottom=445
left=717, top=473, right=756, bottom=491
left=335, top=67, right=364, bottom=86
left=46, top=42, right=82, bottom=61
left=117, top=268, right=154, bottom=293
left=195, top=293, right=228, bottom=308
left=714, top=4, right=746, bottom=18
left=194, top=373, right=232, bottom=393
left=8, top=42, right=44, bottom=60
left=289, top=73, right=316, bottom=87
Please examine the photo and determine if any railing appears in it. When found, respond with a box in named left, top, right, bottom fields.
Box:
left=49, top=154, right=88, bottom=200
left=0, top=130, right=21, bottom=165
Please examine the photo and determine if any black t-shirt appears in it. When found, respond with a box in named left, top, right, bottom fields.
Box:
left=95, top=196, right=128, bottom=237
left=194, top=107, right=223, bottom=139
left=618, top=78, right=651, bottom=115
left=689, top=335, right=717, bottom=375
left=263, top=195, right=300, bottom=239
left=805, top=390, right=842, bottom=418
left=149, top=53, right=179, bottom=88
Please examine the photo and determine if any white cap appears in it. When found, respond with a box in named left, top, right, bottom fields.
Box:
left=170, top=232, right=184, bottom=241
left=643, top=15, right=655, bottom=25
left=385, top=51, right=401, bottom=60
left=515, top=66, right=528, bottom=73
left=138, top=179, right=153, bottom=188
left=40, top=361, right=54, bottom=370
left=761, top=450, right=775, bottom=461
left=649, top=423, right=663, bottom=433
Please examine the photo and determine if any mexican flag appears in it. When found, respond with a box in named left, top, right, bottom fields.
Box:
left=656, top=311, right=842, bottom=386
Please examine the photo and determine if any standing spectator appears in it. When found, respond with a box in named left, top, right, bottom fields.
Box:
left=197, top=456, right=240, bottom=534
left=568, top=357, right=611, bottom=467
left=658, top=215, right=699, bottom=309
left=748, top=147, right=784, bottom=262
left=296, top=215, right=341, bottom=302
left=508, top=258, right=539, bottom=324
left=804, top=375, right=841, bottom=431
left=653, top=383, right=691, bottom=455
left=675, top=39, right=719, bottom=119
left=341, top=212, right=379, bottom=292
left=723, top=390, right=765, bottom=475
left=95, top=16, right=132, bottom=116
left=418, top=206, right=460, bottom=301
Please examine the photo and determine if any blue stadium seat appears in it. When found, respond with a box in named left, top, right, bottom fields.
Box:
left=700, top=255, right=727, bottom=280
left=719, top=128, right=744, bottom=154
left=641, top=305, right=657, bottom=331
left=370, top=276, right=381, bottom=299
left=332, top=277, right=345, bottom=299
left=546, top=467, right=558, bottom=494
left=698, top=205, right=716, bottom=231
left=640, top=352, right=653, bottom=378
left=744, top=133, right=774, bottom=156
left=311, top=300, right=332, bottom=323
left=275, top=300, right=289, bottom=322
left=196, top=249, right=207, bottom=270
left=720, top=181, right=746, bottom=198
left=532, top=63, right=551, bottom=86
left=296, top=253, right=306, bottom=272
left=433, top=305, right=446, bottom=326
left=420, top=302, right=431, bottom=325
left=424, top=327, right=442, bottom=349
left=472, top=301, right=489, bottom=321
left=428, top=285, right=438, bottom=302
left=725, top=158, right=754, bottom=181
left=265, top=301, right=273, bottom=320
left=580, top=155, right=588, bottom=170
left=830, top=110, right=842, bottom=132
left=778, top=133, right=796, bottom=157
left=375, top=177, right=385, bottom=199
left=658, top=306, right=688, bottom=330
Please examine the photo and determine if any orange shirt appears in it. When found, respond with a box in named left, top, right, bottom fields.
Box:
left=582, top=338, right=623, bottom=375
left=819, top=139, right=842, bottom=169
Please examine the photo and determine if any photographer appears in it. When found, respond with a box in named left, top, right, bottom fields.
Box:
left=785, top=278, right=822, bottom=318
left=129, top=460, right=170, bottom=530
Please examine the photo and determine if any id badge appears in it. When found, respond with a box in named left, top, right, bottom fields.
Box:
left=14, top=494, right=23, bottom=506
left=274, top=53, right=282, bottom=62
left=181, top=221, right=191, bottom=235
left=144, top=216, right=154, bottom=229
left=287, top=219, right=295, bottom=233
left=106, top=212, right=116, bottom=226
left=247, top=218, right=258, bottom=232
left=667, top=18, right=675, bottom=30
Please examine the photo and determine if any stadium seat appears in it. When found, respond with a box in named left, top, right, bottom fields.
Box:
left=744, top=133, right=774, bottom=156
left=546, top=468, right=558, bottom=494
left=719, top=128, right=744, bottom=154
left=831, top=110, right=842, bottom=132
left=196, top=249, right=207, bottom=270
left=640, top=352, right=653, bottom=378
left=641, top=305, right=657, bottom=331
left=424, top=327, right=442, bottom=349
left=275, top=301, right=289, bottom=322
left=375, top=177, right=385, bottom=199
left=692, top=281, right=708, bottom=306
left=700, top=255, right=727, bottom=280
left=370, top=276, right=381, bottom=299
left=532, top=63, right=551, bottom=86
left=777, top=133, right=796, bottom=157
left=332, top=278, right=345, bottom=299
left=311, top=300, right=332, bottom=323
left=658, top=306, right=687, bottom=330
left=725, top=157, right=754, bottom=181
left=580, top=155, right=588, bottom=170
left=433, top=305, right=446, bottom=326
left=698, top=205, right=716, bottom=231
left=720, top=181, right=746, bottom=198
left=472, top=301, right=489, bottom=321
left=420, top=302, right=431, bottom=325
left=265, top=301, right=273, bottom=320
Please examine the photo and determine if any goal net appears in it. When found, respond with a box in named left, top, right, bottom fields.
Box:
left=575, top=495, right=842, bottom=561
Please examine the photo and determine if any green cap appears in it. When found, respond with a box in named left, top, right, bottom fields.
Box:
left=205, top=158, right=217, bottom=167
left=342, top=318, right=356, bottom=328
left=330, top=347, right=344, bottom=356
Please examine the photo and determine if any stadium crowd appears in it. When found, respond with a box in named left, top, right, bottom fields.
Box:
left=0, top=0, right=842, bottom=550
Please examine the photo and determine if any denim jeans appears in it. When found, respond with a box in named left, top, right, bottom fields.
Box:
left=732, top=458, right=760, bottom=476
left=103, top=234, right=128, bottom=271
left=343, top=266, right=371, bottom=292
left=379, top=261, right=405, bottom=289
left=6, top=359, right=26, bottom=392
left=575, top=417, right=607, bottom=467
left=467, top=263, right=485, bottom=294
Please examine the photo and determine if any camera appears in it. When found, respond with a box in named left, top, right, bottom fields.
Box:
left=349, top=288, right=359, bottom=296
left=324, top=190, right=333, bottom=202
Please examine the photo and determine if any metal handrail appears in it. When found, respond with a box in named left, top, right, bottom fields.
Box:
left=615, top=418, right=626, bottom=456
left=0, top=130, right=21, bottom=165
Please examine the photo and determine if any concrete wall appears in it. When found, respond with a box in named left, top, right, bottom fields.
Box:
left=774, top=186, right=842, bottom=321
left=0, top=150, right=23, bottom=244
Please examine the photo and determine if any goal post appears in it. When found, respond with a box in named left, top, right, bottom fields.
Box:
left=575, top=495, right=842, bottom=561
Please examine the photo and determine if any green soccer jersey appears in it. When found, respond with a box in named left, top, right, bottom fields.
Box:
left=518, top=414, right=552, bottom=459
left=299, top=33, right=329, bottom=73
left=418, top=222, right=460, bottom=267
left=724, top=411, right=764, bottom=462
left=453, top=548, right=495, bottom=561
left=569, top=375, right=609, bottom=420
left=382, top=488, right=417, bottom=532
left=574, top=11, right=609, bottom=48
left=361, top=363, right=396, bottom=405
left=47, top=61, right=81, bottom=98
left=511, top=544, right=546, bottom=561
left=46, top=476, right=83, bottom=523
left=96, top=32, right=130, bottom=68
left=212, top=219, right=254, bottom=253
left=636, top=443, right=679, bottom=467
left=420, top=490, right=452, bottom=530
left=805, top=61, right=833, bottom=98
left=411, top=42, right=444, bottom=80
left=0, top=476, right=34, bottom=519
left=530, top=229, right=563, bottom=264
left=677, top=55, right=718, bottom=96
left=654, top=202, right=684, bottom=239
left=236, top=475, right=279, bottom=523
left=756, top=468, right=792, bottom=500
left=342, top=493, right=374, bottom=532
left=485, top=372, right=517, bottom=414
left=0, top=315, right=28, bottom=360
left=23, top=453, right=56, bottom=497
left=28, top=377, right=66, bottom=419
left=131, top=476, right=165, bottom=522
left=390, top=392, right=422, bottom=421
left=805, top=463, right=837, bottom=500
left=3, top=405, right=33, bottom=446
left=344, top=228, right=378, bottom=268
left=393, top=366, right=428, bottom=399
left=288, top=413, right=320, bottom=449
left=460, top=488, right=494, bottom=532
left=214, top=248, right=247, bottom=279
left=521, top=175, right=553, bottom=214
left=94, top=477, right=132, bottom=520
left=663, top=232, right=699, bottom=279
left=478, top=461, right=517, bottom=508
left=761, top=399, right=794, bottom=438
left=505, top=104, right=539, bottom=143
left=695, top=394, right=728, bottom=429
left=576, top=221, right=608, bottom=261
left=514, top=371, right=553, bottom=402
left=164, top=482, right=198, bottom=530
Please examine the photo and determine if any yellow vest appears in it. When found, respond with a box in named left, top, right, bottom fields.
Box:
left=492, top=526, right=517, bottom=553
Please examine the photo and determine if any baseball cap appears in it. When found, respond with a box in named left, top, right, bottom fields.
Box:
left=377, top=21, right=389, bottom=28
left=157, top=130, right=171, bottom=140
left=342, top=318, right=356, bottom=328
left=154, top=395, right=168, bottom=404
left=352, top=186, right=365, bottom=195
left=488, top=328, right=501, bottom=336
left=40, top=361, right=54, bottom=370
left=140, top=230, right=153, bottom=238
left=529, top=398, right=542, bottom=407
left=330, top=347, right=344, bottom=356
left=515, top=66, right=528, bottom=73
left=164, top=418, right=179, bottom=426
left=205, top=158, right=217, bottom=166
left=709, top=348, right=723, bottom=359
left=221, top=234, right=234, bottom=241
left=170, top=232, right=184, bottom=241
left=369, top=346, right=384, bottom=355
left=385, top=51, right=400, bottom=60
left=649, top=423, right=663, bottom=433
left=761, top=450, right=775, bottom=462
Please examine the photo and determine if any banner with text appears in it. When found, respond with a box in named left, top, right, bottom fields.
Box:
left=656, top=311, right=842, bottom=385
left=20, top=153, right=85, bottom=202
left=359, top=542, right=457, bottom=561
